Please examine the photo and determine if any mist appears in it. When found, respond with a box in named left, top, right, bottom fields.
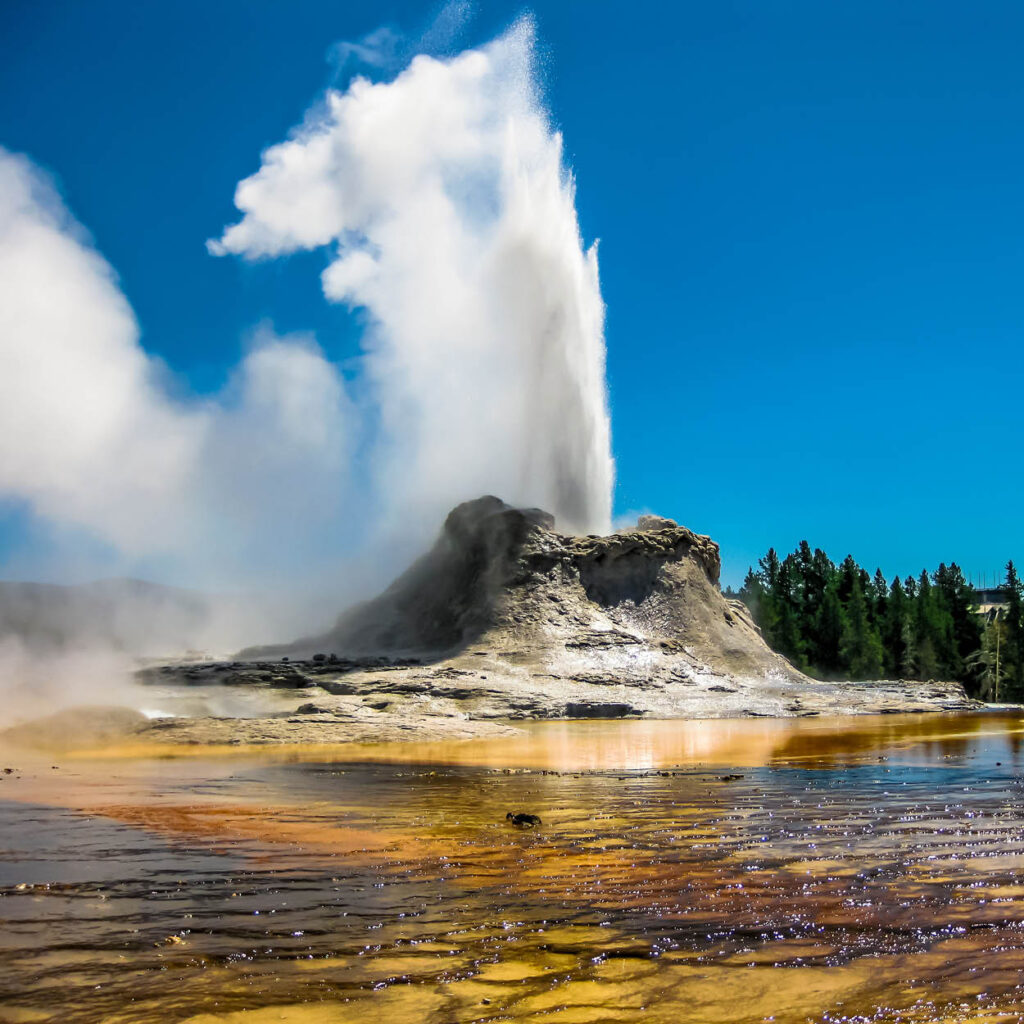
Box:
left=0, top=18, right=613, bottom=704
left=211, top=17, right=613, bottom=540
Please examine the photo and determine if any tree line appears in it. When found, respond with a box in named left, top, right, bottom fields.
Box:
left=724, top=544, right=1024, bottom=699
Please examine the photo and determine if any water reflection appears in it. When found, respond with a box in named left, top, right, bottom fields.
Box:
left=3, top=712, right=1024, bottom=1023
left=56, top=710, right=1024, bottom=772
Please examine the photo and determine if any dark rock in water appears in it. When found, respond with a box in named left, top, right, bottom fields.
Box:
left=506, top=811, right=542, bottom=827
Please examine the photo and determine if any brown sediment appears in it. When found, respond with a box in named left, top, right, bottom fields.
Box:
left=4, top=712, right=1024, bottom=1023
left=82, top=803, right=410, bottom=859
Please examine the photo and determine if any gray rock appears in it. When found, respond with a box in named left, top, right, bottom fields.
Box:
left=138, top=496, right=981, bottom=732
left=635, top=514, right=678, bottom=531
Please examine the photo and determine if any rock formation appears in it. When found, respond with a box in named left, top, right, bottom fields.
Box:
left=133, top=497, right=974, bottom=744
left=248, top=495, right=802, bottom=687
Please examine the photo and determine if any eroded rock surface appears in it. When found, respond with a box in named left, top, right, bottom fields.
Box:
left=132, top=496, right=977, bottom=745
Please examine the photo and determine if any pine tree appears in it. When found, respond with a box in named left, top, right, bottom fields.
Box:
left=802, top=548, right=835, bottom=672
left=841, top=576, right=884, bottom=679
left=1003, top=561, right=1024, bottom=695
left=967, top=616, right=1006, bottom=701
left=813, top=581, right=846, bottom=676
left=882, top=576, right=909, bottom=678
left=837, top=556, right=860, bottom=605
left=760, top=549, right=781, bottom=591
left=933, top=562, right=981, bottom=686
left=769, top=556, right=806, bottom=667
left=810, top=548, right=835, bottom=602
left=871, top=569, right=889, bottom=627
left=738, top=567, right=764, bottom=619
left=900, top=616, right=919, bottom=678
left=912, top=571, right=941, bottom=680
left=797, top=541, right=814, bottom=609
left=740, top=541, right=993, bottom=692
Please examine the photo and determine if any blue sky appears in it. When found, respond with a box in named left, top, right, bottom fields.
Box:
left=1, top=0, right=1022, bottom=589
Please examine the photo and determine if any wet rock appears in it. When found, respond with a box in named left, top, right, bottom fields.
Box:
left=563, top=702, right=637, bottom=719
left=564, top=629, right=644, bottom=649
left=319, top=680, right=363, bottom=695
left=268, top=673, right=315, bottom=689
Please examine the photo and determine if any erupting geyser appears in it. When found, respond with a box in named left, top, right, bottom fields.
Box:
left=211, top=17, right=614, bottom=535
left=0, top=18, right=614, bottom=674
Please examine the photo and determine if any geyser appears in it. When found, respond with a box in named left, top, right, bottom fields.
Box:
left=211, top=16, right=614, bottom=536
left=0, top=17, right=613, bottom=679
left=0, top=17, right=612, bottom=613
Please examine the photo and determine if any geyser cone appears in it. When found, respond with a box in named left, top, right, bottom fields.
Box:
left=141, top=501, right=977, bottom=734
left=246, top=495, right=806, bottom=690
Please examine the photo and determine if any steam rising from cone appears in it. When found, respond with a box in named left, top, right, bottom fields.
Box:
left=0, top=18, right=613, bottom=675
left=211, top=17, right=613, bottom=535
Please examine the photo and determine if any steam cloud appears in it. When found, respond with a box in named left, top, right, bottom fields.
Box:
left=211, top=18, right=613, bottom=537
left=0, top=20, right=613, bottom=649
left=0, top=151, right=353, bottom=591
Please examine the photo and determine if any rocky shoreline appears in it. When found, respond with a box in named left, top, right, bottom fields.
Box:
left=0, top=652, right=980, bottom=754
left=126, top=654, right=979, bottom=750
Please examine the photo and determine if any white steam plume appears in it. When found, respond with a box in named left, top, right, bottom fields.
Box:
left=211, top=18, right=613, bottom=535
left=0, top=19, right=613, bottom=662
left=0, top=148, right=354, bottom=592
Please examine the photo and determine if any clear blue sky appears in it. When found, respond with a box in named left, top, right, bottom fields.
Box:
left=1, top=0, right=1022, bottom=588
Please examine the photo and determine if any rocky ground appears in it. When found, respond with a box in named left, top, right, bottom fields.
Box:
left=126, top=497, right=975, bottom=748
left=130, top=657, right=976, bottom=749
left=3, top=497, right=979, bottom=753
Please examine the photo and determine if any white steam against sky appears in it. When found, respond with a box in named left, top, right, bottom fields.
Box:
left=0, top=19, right=613, bottom=653
left=0, top=151, right=353, bottom=590
left=211, top=17, right=613, bottom=537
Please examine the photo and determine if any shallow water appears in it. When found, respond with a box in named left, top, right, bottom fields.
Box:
left=3, top=712, right=1024, bottom=1023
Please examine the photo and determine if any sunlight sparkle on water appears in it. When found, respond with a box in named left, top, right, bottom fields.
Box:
left=3, top=713, right=1024, bottom=1023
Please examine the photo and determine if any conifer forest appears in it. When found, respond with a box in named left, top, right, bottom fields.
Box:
left=728, top=547, right=1024, bottom=700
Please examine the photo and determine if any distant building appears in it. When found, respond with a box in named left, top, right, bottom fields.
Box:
left=974, top=587, right=1009, bottom=621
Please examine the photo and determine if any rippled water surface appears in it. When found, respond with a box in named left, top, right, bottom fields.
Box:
left=4, top=712, right=1024, bottom=1023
